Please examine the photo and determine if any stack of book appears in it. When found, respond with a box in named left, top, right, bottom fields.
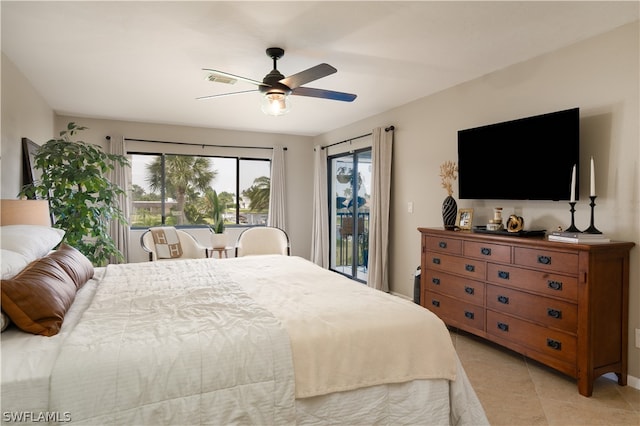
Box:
left=548, top=231, right=610, bottom=243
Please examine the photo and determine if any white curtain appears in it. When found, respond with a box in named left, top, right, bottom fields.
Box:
left=268, top=146, right=287, bottom=231
left=109, top=136, right=130, bottom=263
left=310, top=145, right=329, bottom=267
left=367, top=127, right=394, bottom=291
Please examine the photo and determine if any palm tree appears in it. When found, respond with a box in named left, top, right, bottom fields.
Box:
left=242, top=176, right=270, bottom=212
left=146, top=155, right=216, bottom=225
left=218, top=191, right=235, bottom=211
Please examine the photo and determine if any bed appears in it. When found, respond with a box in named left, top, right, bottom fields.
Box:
left=1, top=225, right=488, bottom=425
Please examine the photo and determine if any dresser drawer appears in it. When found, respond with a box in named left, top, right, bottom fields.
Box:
left=463, top=240, right=511, bottom=263
left=426, top=252, right=486, bottom=281
left=424, top=291, right=485, bottom=333
left=486, top=285, right=577, bottom=333
left=424, top=269, right=485, bottom=305
left=424, top=235, right=462, bottom=255
left=487, top=311, right=576, bottom=364
left=514, top=247, right=578, bottom=275
left=486, top=263, right=578, bottom=301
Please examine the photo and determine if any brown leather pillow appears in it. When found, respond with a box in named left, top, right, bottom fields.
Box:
left=48, top=243, right=94, bottom=289
left=0, top=244, right=94, bottom=336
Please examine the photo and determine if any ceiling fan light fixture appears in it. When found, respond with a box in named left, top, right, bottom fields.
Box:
left=261, top=92, right=291, bottom=116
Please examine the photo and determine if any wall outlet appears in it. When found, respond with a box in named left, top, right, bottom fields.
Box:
left=636, top=328, right=640, bottom=349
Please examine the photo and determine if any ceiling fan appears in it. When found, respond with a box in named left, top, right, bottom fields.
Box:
left=197, top=47, right=357, bottom=116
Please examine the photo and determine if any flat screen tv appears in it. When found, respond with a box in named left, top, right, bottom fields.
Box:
left=458, top=107, right=579, bottom=201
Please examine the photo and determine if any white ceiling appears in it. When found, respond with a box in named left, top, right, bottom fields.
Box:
left=2, top=1, right=638, bottom=137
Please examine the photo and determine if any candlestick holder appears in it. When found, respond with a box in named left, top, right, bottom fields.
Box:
left=564, top=202, right=581, bottom=233
left=583, top=196, right=602, bottom=234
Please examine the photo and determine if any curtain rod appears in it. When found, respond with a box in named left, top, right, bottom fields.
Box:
left=321, top=125, right=394, bottom=150
left=121, top=137, right=287, bottom=151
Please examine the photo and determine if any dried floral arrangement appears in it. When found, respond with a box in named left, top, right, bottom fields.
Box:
left=439, top=161, right=458, bottom=196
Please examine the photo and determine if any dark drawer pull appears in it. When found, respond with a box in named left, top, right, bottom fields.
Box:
left=465, top=264, right=475, bottom=272
left=481, top=247, right=492, bottom=256
left=547, top=308, right=562, bottom=319
left=547, top=338, right=562, bottom=351
left=432, top=257, right=441, bottom=265
left=438, top=241, right=447, bottom=249
left=431, top=299, right=440, bottom=308
left=464, top=311, right=475, bottom=320
left=497, top=270, right=510, bottom=280
left=497, top=295, right=509, bottom=304
left=464, top=286, right=475, bottom=295
left=537, top=255, right=552, bottom=265
left=497, top=322, right=509, bottom=332
left=548, top=280, right=563, bottom=291
left=432, top=277, right=440, bottom=285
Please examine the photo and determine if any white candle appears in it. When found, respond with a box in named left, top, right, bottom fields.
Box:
left=590, top=156, right=595, bottom=196
left=570, top=164, right=576, bottom=202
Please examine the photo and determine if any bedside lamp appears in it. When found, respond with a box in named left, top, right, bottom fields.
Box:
left=0, top=199, right=52, bottom=226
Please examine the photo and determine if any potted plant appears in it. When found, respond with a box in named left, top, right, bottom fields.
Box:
left=209, top=190, right=227, bottom=249
left=19, top=122, right=129, bottom=265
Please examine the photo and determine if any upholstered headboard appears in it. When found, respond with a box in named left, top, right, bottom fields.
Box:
left=0, top=199, right=51, bottom=226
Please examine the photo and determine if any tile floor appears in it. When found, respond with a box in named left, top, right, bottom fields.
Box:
left=450, top=329, right=640, bottom=425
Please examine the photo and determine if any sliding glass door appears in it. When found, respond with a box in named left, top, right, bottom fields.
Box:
left=329, top=149, right=371, bottom=282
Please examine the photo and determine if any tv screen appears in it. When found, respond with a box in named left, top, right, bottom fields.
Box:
left=458, top=108, right=579, bottom=201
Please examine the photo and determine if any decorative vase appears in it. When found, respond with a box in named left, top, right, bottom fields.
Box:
left=442, top=195, right=457, bottom=230
left=211, top=232, right=228, bottom=249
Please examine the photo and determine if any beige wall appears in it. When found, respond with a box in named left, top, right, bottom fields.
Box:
left=314, top=22, right=640, bottom=380
left=1, top=53, right=55, bottom=198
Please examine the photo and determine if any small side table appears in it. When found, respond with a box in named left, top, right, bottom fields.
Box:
left=207, top=247, right=232, bottom=258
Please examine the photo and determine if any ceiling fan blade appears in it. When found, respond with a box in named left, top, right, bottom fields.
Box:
left=291, top=86, right=357, bottom=102
left=280, top=63, right=337, bottom=89
left=196, top=89, right=259, bottom=100
left=202, top=69, right=268, bottom=87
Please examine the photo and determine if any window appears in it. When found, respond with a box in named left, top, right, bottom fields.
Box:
left=129, top=153, right=270, bottom=228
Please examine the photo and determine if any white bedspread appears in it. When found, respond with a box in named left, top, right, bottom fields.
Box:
left=217, top=255, right=457, bottom=397
left=49, top=260, right=295, bottom=425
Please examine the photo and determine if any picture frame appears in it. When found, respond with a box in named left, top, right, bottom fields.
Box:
left=22, top=138, right=41, bottom=195
left=456, top=208, right=474, bottom=230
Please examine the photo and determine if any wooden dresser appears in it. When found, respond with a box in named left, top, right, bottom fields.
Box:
left=418, top=227, right=634, bottom=396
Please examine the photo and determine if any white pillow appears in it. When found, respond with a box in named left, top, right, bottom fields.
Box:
left=1, top=249, right=30, bottom=279
left=1, top=225, right=65, bottom=262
